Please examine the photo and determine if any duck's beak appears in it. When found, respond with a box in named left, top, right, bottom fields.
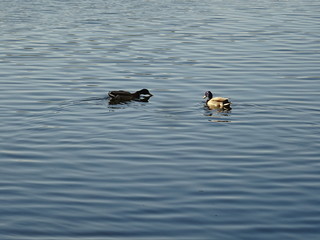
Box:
left=203, top=95, right=206, bottom=99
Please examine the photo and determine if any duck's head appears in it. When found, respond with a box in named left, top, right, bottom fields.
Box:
left=137, top=89, right=153, bottom=96
left=203, top=91, right=213, bottom=100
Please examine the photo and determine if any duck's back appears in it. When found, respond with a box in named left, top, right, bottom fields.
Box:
left=109, top=90, right=130, bottom=96
left=211, top=97, right=229, bottom=103
left=108, top=90, right=133, bottom=99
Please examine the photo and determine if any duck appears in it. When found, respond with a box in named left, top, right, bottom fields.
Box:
left=203, top=91, right=231, bottom=109
left=108, top=89, right=153, bottom=103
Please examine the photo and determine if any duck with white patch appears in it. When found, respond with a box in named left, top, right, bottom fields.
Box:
left=203, top=91, right=231, bottom=109
left=108, top=89, right=153, bottom=103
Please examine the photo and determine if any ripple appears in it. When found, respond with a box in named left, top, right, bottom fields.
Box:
left=1, top=0, right=320, bottom=239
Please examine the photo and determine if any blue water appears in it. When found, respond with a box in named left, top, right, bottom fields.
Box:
left=1, top=0, right=320, bottom=239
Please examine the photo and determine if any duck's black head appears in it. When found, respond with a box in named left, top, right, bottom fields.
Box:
left=203, top=91, right=213, bottom=100
left=137, top=89, right=153, bottom=96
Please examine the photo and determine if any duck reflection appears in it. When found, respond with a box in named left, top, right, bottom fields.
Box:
left=204, top=107, right=232, bottom=122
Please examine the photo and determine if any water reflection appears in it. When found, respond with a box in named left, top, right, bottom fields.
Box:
left=204, top=106, right=232, bottom=122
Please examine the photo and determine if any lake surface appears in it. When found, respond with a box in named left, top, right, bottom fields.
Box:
left=1, top=0, right=320, bottom=239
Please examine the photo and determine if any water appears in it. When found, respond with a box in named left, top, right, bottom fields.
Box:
left=1, top=0, right=320, bottom=239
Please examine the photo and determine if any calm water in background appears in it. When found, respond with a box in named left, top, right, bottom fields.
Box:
left=0, top=0, right=319, bottom=239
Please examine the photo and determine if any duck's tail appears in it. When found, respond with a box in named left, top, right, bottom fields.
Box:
left=224, top=101, right=231, bottom=106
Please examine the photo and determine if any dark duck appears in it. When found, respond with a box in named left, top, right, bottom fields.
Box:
left=108, top=89, right=153, bottom=103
